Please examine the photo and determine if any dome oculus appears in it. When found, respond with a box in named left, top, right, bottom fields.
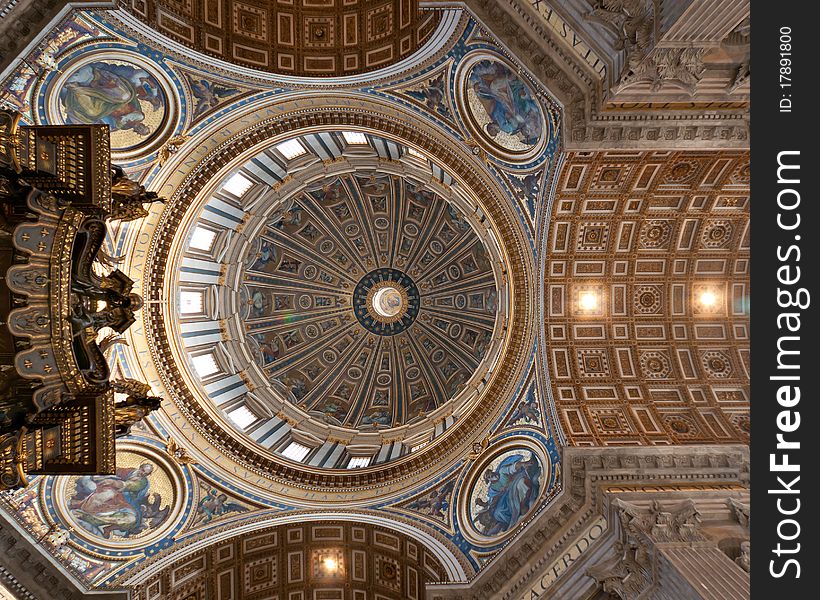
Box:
left=353, top=268, right=420, bottom=335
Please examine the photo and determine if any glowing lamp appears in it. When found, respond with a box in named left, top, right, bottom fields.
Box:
left=323, top=557, right=338, bottom=573
left=699, top=290, right=718, bottom=307
left=579, top=291, right=600, bottom=311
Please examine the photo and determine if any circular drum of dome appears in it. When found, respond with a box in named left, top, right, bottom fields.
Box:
left=144, top=108, right=535, bottom=496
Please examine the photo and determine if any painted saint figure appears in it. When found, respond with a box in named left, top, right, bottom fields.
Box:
left=187, top=75, right=239, bottom=120
left=246, top=238, right=279, bottom=273
left=406, top=480, right=455, bottom=520
left=361, top=409, right=392, bottom=426
left=69, top=462, right=169, bottom=539
left=468, top=60, right=543, bottom=146
left=195, top=487, right=248, bottom=524
left=508, top=391, right=540, bottom=425
left=59, top=62, right=164, bottom=137
left=249, top=290, right=270, bottom=319
left=473, top=452, right=541, bottom=536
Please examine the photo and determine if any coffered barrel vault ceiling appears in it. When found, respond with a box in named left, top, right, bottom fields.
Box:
left=122, top=0, right=440, bottom=75
left=131, top=521, right=447, bottom=600
left=543, top=150, right=750, bottom=446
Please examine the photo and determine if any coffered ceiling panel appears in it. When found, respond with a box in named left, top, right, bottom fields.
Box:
left=131, top=521, right=446, bottom=599
left=123, top=0, right=440, bottom=75
left=545, top=150, right=750, bottom=446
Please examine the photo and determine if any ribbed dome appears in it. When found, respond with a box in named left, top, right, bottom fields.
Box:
left=240, top=172, right=497, bottom=430
left=164, top=128, right=512, bottom=473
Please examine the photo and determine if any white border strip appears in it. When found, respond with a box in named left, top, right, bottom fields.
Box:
left=537, top=152, right=567, bottom=445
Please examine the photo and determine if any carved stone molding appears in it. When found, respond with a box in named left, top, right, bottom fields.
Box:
left=582, top=0, right=749, bottom=100
left=464, top=0, right=749, bottom=149
left=586, top=540, right=652, bottom=600
left=584, top=0, right=654, bottom=89
left=614, top=47, right=707, bottom=94
left=727, top=497, right=750, bottom=529
left=428, top=445, right=749, bottom=600
left=0, top=510, right=128, bottom=600
left=613, top=498, right=705, bottom=544
left=586, top=498, right=707, bottom=599
left=724, top=17, right=750, bottom=94
left=735, top=541, right=750, bottom=573
left=585, top=484, right=750, bottom=599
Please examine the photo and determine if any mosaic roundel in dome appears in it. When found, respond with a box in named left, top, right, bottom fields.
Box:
left=49, top=445, right=184, bottom=549
left=456, top=52, right=554, bottom=163
left=241, top=173, right=499, bottom=430
left=461, top=440, right=546, bottom=544
left=51, top=57, right=170, bottom=154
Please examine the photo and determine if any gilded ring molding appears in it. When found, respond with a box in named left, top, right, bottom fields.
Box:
left=137, top=93, right=535, bottom=498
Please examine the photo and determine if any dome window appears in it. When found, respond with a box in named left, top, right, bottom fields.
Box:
left=222, top=172, right=254, bottom=197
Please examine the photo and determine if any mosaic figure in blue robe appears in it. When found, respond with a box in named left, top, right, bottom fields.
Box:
left=469, top=60, right=542, bottom=145
left=474, top=452, right=540, bottom=535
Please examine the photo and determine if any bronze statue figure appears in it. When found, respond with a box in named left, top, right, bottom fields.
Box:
left=111, top=379, right=162, bottom=437
left=109, top=165, right=166, bottom=222
left=71, top=269, right=144, bottom=334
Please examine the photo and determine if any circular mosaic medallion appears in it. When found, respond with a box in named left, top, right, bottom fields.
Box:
left=460, top=438, right=547, bottom=544
left=50, top=444, right=185, bottom=549
left=353, top=268, right=420, bottom=335
left=46, top=52, right=176, bottom=159
left=456, top=53, right=554, bottom=162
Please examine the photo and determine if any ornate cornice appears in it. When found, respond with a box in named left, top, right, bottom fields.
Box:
left=463, top=0, right=749, bottom=149
left=0, top=511, right=128, bottom=600
left=428, top=444, right=749, bottom=599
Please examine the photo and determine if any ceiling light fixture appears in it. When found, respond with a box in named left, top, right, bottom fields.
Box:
left=699, top=290, right=718, bottom=307
left=579, top=291, right=600, bottom=311
left=323, top=557, right=338, bottom=573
